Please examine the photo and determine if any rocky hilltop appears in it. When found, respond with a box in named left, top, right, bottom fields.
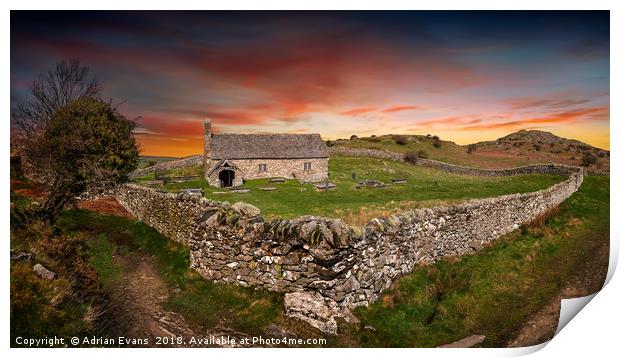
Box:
left=472, top=130, right=609, bottom=172
left=329, top=130, right=609, bottom=173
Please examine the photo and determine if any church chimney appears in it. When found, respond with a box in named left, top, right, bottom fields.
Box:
left=204, top=119, right=212, bottom=159
left=204, top=119, right=212, bottom=179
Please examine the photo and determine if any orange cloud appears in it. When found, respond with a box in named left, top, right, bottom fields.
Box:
left=382, top=105, right=420, bottom=113
left=417, top=116, right=483, bottom=127
left=461, top=107, right=608, bottom=131
left=136, top=116, right=204, bottom=137
left=339, top=107, right=377, bottom=116
left=506, top=95, right=592, bottom=110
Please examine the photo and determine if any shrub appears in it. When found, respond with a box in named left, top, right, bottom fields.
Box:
left=533, top=144, right=541, bottom=151
left=404, top=151, right=418, bottom=164
left=326, top=140, right=333, bottom=147
left=367, top=136, right=381, bottom=143
left=467, top=144, right=477, bottom=154
left=432, top=136, right=442, bottom=148
left=581, top=152, right=598, bottom=167
left=417, top=150, right=429, bottom=159
left=32, top=98, right=139, bottom=221
left=350, top=135, right=358, bottom=140
left=597, top=151, right=606, bottom=158
left=393, top=135, right=408, bottom=145
left=578, top=144, right=590, bottom=152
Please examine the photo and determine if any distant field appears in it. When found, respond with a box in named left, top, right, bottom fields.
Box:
left=330, top=135, right=535, bottom=169
left=329, top=134, right=609, bottom=172
left=135, top=155, right=566, bottom=226
left=137, top=156, right=180, bottom=169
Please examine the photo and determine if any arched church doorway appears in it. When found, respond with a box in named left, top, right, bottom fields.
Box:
left=219, top=169, right=235, bottom=187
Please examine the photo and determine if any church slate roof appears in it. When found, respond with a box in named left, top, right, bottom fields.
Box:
left=211, top=133, right=328, bottom=160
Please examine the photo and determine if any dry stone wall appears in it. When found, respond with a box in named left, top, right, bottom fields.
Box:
left=130, top=155, right=203, bottom=179
left=116, top=164, right=583, bottom=323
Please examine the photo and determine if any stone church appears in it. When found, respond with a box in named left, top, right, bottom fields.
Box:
left=203, top=119, right=328, bottom=187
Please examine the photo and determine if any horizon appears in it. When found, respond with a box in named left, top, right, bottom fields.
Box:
left=11, top=11, right=610, bottom=156
left=139, top=127, right=607, bottom=159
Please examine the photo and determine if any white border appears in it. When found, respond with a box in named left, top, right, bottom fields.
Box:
left=3, top=2, right=616, bottom=358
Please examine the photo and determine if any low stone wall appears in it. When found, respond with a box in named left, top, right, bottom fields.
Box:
left=115, top=161, right=583, bottom=332
left=327, top=146, right=578, bottom=176
left=130, top=155, right=203, bottom=179
left=328, top=146, right=404, bottom=162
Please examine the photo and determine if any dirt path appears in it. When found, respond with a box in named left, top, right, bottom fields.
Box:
left=112, top=253, right=250, bottom=347
left=80, top=197, right=250, bottom=347
left=507, top=236, right=609, bottom=347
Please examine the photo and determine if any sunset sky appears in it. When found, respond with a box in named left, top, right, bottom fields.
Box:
left=11, top=11, right=609, bottom=157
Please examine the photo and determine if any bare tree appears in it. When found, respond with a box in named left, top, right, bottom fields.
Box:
left=12, top=59, right=102, bottom=181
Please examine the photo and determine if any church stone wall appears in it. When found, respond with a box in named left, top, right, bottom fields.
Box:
left=206, top=158, right=328, bottom=187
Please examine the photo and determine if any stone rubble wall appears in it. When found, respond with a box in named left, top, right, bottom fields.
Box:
left=130, top=155, right=203, bottom=179
left=115, top=163, right=583, bottom=311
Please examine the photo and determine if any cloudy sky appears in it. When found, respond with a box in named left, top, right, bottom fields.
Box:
left=11, top=11, right=609, bottom=156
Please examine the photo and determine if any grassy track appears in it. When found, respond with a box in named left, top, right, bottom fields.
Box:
left=58, top=210, right=283, bottom=336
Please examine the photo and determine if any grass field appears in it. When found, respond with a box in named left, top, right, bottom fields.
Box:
left=138, top=155, right=566, bottom=225
left=336, top=175, right=610, bottom=347
left=333, top=135, right=531, bottom=168
left=137, top=156, right=180, bottom=169
left=10, top=174, right=609, bottom=347
left=330, top=135, right=534, bottom=168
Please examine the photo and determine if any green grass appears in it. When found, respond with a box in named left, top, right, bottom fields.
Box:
left=146, top=156, right=565, bottom=225
left=87, top=235, right=122, bottom=289
left=163, top=164, right=202, bottom=177
left=10, top=262, right=93, bottom=345
left=11, top=173, right=608, bottom=346
left=137, top=156, right=179, bottom=169
left=335, top=175, right=609, bottom=347
left=58, top=210, right=282, bottom=335
left=332, top=135, right=534, bottom=168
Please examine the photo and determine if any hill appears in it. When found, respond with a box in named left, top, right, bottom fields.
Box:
left=329, top=130, right=609, bottom=172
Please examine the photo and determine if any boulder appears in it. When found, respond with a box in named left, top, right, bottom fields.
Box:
left=327, top=219, right=352, bottom=247
left=33, top=264, right=56, bottom=280
left=283, top=291, right=342, bottom=334
left=264, top=324, right=296, bottom=339
left=437, top=334, right=486, bottom=348
left=10, top=251, right=33, bottom=263
left=232, top=202, right=261, bottom=217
